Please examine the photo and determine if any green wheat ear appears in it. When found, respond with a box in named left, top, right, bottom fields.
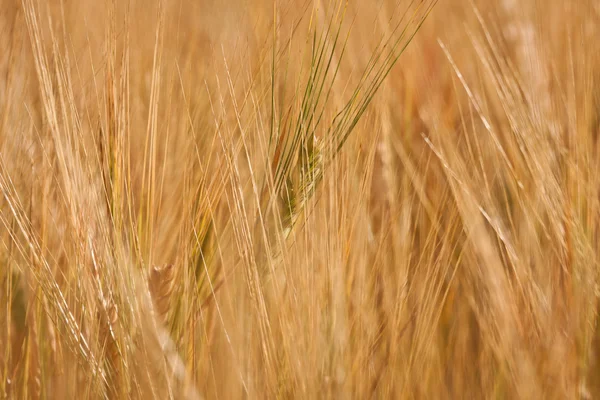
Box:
left=263, top=0, right=437, bottom=246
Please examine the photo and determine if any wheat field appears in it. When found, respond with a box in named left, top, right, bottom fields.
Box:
left=1, top=0, right=600, bottom=398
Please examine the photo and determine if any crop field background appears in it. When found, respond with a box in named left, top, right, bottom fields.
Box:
left=1, top=0, right=600, bottom=398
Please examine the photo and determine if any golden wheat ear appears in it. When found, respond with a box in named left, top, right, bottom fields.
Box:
left=147, top=264, right=175, bottom=324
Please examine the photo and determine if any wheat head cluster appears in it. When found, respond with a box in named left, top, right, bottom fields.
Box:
left=1, top=0, right=599, bottom=398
